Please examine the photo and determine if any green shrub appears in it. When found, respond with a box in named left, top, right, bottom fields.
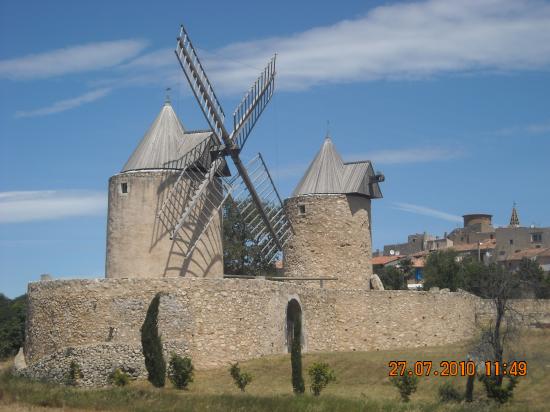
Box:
left=229, top=362, right=252, bottom=392
left=480, top=375, right=518, bottom=404
left=391, top=374, right=418, bottom=402
left=438, top=382, right=463, bottom=402
left=291, top=317, right=305, bottom=394
left=168, top=354, right=194, bottom=390
left=308, top=362, right=336, bottom=396
left=64, top=360, right=82, bottom=386
left=141, top=293, right=166, bottom=388
left=109, top=368, right=130, bottom=387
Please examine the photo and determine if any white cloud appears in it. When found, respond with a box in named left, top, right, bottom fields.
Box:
left=0, top=39, right=148, bottom=80
left=123, top=0, right=550, bottom=93
left=272, top=163, right=308, bottom=180
left=0, top=191, right=107, bottom=223
left=348, top=147, right=463, bottom=165
left=272, top=146, right=461, bottom=185
left=15, top=88, right=111, bottom=118
left=526, top=122, right=550, bottom=134
left=392, top=202, right=462, bottom=222
left=494, top=120, right=550, bottom=136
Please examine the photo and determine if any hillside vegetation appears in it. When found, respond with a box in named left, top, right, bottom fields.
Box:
left=1, top=330, right=548, bottom=412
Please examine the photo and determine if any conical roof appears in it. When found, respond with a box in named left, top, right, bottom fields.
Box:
left=122, top=102, right=212, bottom=172
left=291, top=136, right=383, bottom=199
left=292, top=137, right=344, bottom=196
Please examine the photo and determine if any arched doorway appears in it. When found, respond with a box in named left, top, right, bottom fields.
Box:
left=286, top=299, right=302, bottom=353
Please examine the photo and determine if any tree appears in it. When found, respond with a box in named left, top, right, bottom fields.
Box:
left=466, top=264, right=521, bottom=402
left=517, top=258, right=549, bottom=299
left=398, top=258, right=414, bottom=283
left=423, top=250, right=462, bottom=291
left=141, top=293, right=166, bottom=387
left=222, top=196, right=277, bottom=277
left=168, top=354, right=194, bottom=389
left=0, top=293, right=27, bottom=360
left=308, top=362, right=336, bottom=396
left=391, top=374, right=418, bottom=402
left=460, top=256, right=487, bottom=296
left=378, top=266, right=407, bottom=290
left=478, top=264, right=519, bottom=387
left=229, top=362, right=252, bottom=392
left=290, top=314, right=305, bottom=394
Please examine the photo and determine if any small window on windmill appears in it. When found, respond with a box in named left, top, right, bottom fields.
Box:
left=121, top=182, right=128, bottom=194
left=298, top=204, right=306, bottom=215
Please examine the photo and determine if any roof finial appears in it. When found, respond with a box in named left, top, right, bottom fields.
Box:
left=326, top=120, right=331, bottom=139
left=509, top=201, right=520, bottom=227
left=165, top=87, right=172, bottom=104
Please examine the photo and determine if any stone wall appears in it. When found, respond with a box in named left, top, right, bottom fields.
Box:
left=474, top=298, right=550, bottom=329
left=284, top=194, right=373, bottom=289
left=106, top=170, right=224, bottom=279
left=22, top=277, right=484, bottom=386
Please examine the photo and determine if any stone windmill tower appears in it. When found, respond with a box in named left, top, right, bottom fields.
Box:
left=106, top=25, right=293, bottom=279
left=284, top=136, right=384, bottom=289
left=105, top=98, right=229, bottom=279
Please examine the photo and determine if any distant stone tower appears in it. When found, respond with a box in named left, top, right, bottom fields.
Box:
left=509, top=203, right=520, bottom=227
left=105, top=100, right=228, bottom=279
left=283, top=137, right=383, bottom=289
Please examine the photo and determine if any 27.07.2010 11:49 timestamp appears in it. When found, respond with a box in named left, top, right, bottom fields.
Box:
left=388, top=361, right=527, bottom=377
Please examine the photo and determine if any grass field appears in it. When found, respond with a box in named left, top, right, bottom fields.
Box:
left=1, top=330, right=548, bottom=411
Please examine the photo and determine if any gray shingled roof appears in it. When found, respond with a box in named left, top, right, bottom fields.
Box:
left=122, top=102, right=221, bottom=173
left=291, top=137, right=383, bottom=198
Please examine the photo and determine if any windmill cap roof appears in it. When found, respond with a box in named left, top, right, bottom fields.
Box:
left=121, top=102, right=226, bottom=174
left=291, top=136, right=383, bottom=199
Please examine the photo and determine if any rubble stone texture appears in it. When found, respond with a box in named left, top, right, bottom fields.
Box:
left=106, top=171, right=224, bottom=279
left=284, top=194, right=373, bottom=289
left=21, top=277, right=492, bottom=386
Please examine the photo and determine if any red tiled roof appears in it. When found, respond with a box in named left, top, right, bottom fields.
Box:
left=507, top=247, right=550, bottom=261
left=451, top=239, right=496, bottom=252
left=372, top=255, right=401, bottom=265
left=408, top=250, right=430, bottom=258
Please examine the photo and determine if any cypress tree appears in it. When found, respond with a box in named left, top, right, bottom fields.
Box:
left=141, top=293, right=166, bottom=387
left=291, top=315, right=305, bottom=394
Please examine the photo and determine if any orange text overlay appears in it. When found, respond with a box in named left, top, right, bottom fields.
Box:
left=388, top=361, right=527, bottom=377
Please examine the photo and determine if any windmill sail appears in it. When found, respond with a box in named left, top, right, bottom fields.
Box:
left=157, top=134, right=231, bottom=244
left=231, top=56, right=276, bottom=150
left=230, top=154, right=293, bottom=263
left=172, top=23, right=293, bottom=268
left=175, top=25, right=227, bottom=141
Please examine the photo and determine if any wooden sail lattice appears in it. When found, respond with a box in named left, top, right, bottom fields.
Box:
left=157, top=24, right=292, bottom=266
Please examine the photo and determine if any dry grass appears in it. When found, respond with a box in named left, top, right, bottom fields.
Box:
left=1, top=330, right=548, bottom=411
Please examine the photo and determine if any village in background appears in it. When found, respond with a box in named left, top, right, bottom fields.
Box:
left=370, top=205, right=550, bottom=289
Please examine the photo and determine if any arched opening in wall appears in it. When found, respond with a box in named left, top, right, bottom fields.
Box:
left=286, top=299, right=302, bottom=353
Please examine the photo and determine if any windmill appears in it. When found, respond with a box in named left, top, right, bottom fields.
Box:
left=156, top=24, right=293, bottom=267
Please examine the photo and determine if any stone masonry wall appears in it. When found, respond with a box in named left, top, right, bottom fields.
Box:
left=474, top=298, right=550, bottom=329
left=284, top=194, right=373, bottom=289
left=22, top=277, right=484, bottom=386
left=106, top=170, right=224, bottom=279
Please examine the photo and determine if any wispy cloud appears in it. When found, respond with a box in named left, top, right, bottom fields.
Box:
left=120, top=0, right=550, bottom=93
left=0, top=39, right=148, bottom=80
left=392, top=202, right=462, bottom=223
left=0, top=191, right=107, bottom=223
left=272, top=163, right=308, bottom=180
left=15, top=88, right=111, bottom=118
left=493, top=120, right=550, bottom=137
left=348, top=147, right=463, bottom=165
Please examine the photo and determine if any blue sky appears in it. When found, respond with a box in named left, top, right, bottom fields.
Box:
left=1, top=0, right=549, bottom=297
